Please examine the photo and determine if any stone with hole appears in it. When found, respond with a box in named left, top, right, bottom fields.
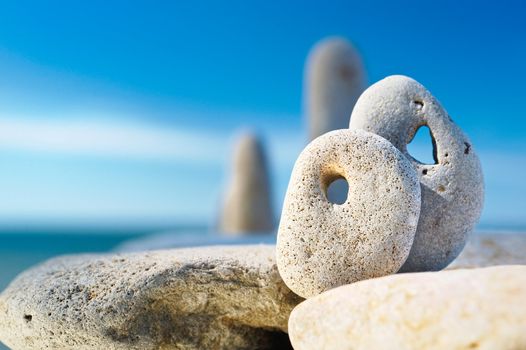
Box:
left=0, top=245, right=301, bottom=350
left=276, top=129, right=421, bottom=298
left=350, top=75, right=484, bottom=272
left=288, top=265, right=526, bottom=350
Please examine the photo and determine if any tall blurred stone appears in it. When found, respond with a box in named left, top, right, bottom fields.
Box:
left=305, top=37, right=366, bottom=141
left=304, top=37, right=366, bottom=204
left=218, top=131, right=274, bottom=235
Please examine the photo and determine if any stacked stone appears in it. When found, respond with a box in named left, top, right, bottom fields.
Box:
left=1, top=73, right=524, bottom=350
left=218, top=131, right=274, bottom=235
left=305, top=37, right=366, bottom=140
left=276, top=76, right=524, bottom=349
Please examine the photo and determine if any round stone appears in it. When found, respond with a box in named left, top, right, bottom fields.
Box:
left=288, top=266, right=526, bottom=350
left=349, top=75, right=484, bottom=272
left=276, top=129, right=421, bottom=298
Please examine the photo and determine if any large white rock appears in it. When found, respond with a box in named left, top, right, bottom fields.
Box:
left=289, top=265, right=526, bottom=350
left=218, top=131, right=274, bottom=235
left=448, top=232, right=526, bottom=269
left=276, top=129, right=421, bottom=298
left=0, top=245, right=301, bottom=350
left=350, top=75, right=484, bottom=272
left=305, top=37, right=366, bottom=141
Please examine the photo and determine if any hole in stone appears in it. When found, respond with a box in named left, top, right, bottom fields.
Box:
left=413, top=100, right=424, bottom=109
left=24, top=314, right=32, bottom=322
left=464, top=142, right=471, bottom=155
left=326, top=177, right=349, bottom=205
left=408, top=125, right=438, bottom=165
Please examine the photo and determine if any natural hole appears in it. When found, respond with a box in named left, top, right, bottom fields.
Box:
left=24, top=314, right=33, bottom=322
left=326, top=177, right=349, bottom=205
left=407, top=125, right=438, bottom=165
left=464, top=142, right=471, bottom=155
left=413, top=100, right=424, bottom=109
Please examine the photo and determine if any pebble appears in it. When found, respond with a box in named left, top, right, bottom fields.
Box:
left=276, top=129, right=421, bottom=298
left=350, top=75, right=484, bottom=271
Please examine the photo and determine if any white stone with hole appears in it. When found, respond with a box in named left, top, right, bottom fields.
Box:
left=305, top=37, right=366, bottom=141
left=350, top=75, right=484, bottom=272
left=288, top=265, right=526, bottom=350
left=276, top=129, right=421, bottom=298
left=218, top=131, right=274, bottom=235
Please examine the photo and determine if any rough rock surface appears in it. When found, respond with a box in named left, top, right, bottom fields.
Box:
left=218, top=131, right=274, bottom=235
left=289, top=265, right=526, bottom=350
left=276, top=129, right=421, bottom=298
left=0, top=245, right=302, bottom=350
left=447, top=232, right=526, bottom=269
left=305, top=37, right=366, bottom=141
left=350, top=75, right=484, bottom=272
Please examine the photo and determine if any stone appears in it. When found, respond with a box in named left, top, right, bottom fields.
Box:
left=276, top=129, right=421, bottom=299
left=218, top=131, right=274, bottom=235
left=350, top=75, right=484, bottom=272
left=289, top=265, right=526, bottom=350
left=0, top=245, right=302, bottom=350
left=447, top=232, right=526, bottom=269
left=305, top=37, right=366, bottom=141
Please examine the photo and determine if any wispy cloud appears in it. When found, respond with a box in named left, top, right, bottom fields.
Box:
left=0, top=116, right=231, bottom=164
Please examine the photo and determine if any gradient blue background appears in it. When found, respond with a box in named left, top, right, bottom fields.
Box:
left=0, top=0, right=524, bottom=230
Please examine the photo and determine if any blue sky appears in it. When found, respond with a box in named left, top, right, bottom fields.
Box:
left=0, top=1, right=524, bottom=229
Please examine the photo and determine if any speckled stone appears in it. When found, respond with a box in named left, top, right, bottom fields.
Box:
left=276, top=129, right=421, bottom=298
left=289, top=265, right=526, bottom=350
left=305, top=37, right=366, bottom=141
left=0, top=245, right=301, bottom=350
left=218, top=131, right=274, bottom=235
left=447, top=232, right=526, bottom=269
left=350, top=75, right=484, bottom=272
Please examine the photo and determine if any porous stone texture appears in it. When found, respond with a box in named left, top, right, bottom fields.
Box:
left=218, top=131, right=274, bottom=235
left=276, top=129, right=421, bottom=298
left=305, top=37, right=366, bottom=141
left=0, top=245, right=302, bottom=350
left=289, top=265, right=526, bottom=350
left=350, top=75, right=484, bottom=272
left=447, top=232, right=526, bottom=269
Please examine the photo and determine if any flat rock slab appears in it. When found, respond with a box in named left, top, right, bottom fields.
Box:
left=289, top=265, right=526, bottom=350
left=0, top=245, right=302, bottom=350
left=447, top=232, right=526, bottom=269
